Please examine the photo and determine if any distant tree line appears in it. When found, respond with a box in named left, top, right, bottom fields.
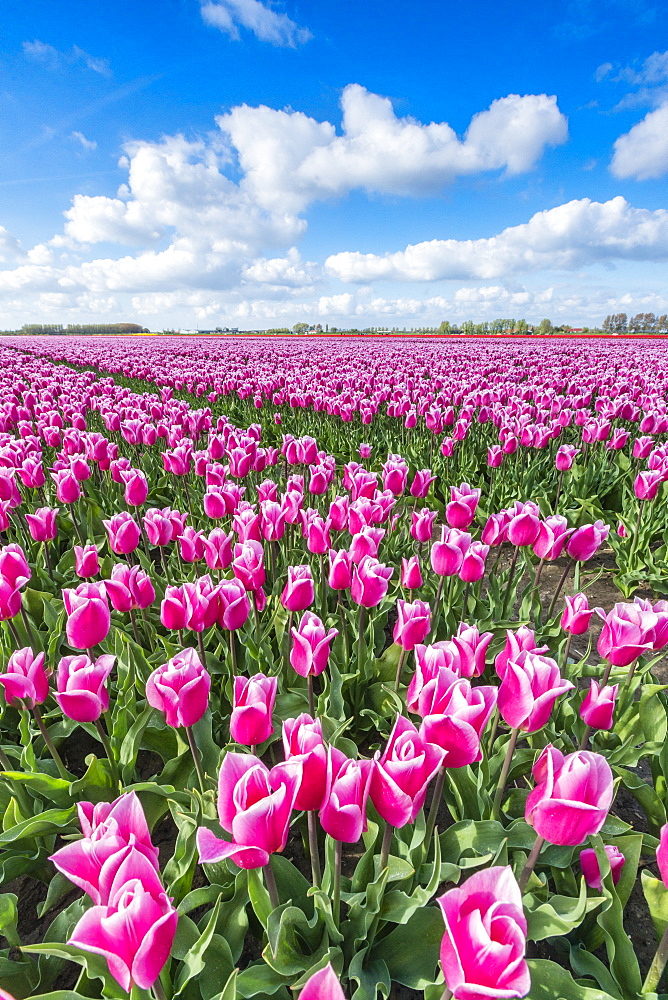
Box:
left=602, top=313, right=668, bottom=333
left=12, top=323, right=149, bottom=336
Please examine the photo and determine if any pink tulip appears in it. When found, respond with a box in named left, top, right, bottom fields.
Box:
left=555, top=444, right=579, bottom=471
left=657, top=823, right=668, bottom=887
left=232, top=539, right=266, bottom=592
left=410, top=469, right=436, bottom=498
left=579, top=679, right=618, bottom=731
left=143, top=508, right=173, bottom=546
left=299, top=963, right=346, bottom=1000
left=525, top=744, right=613, bottom=845
left=328, top=548, right=353, bottom=590
left=319, top=750, right=372, bottom=843
left=411, top=508, right=437, bottom=543
left=634, top=470, right=664, bottom=501
left=63, top=582, right=111, bottom=649
left=68, top=850, right=177, bottom=992
left=217, top=578, right=251, bottom=630
left=498, top=650, right=574, bottom=732
left=230, top=673, right=277, bottom=746
left=431, top=526, right=471, bottom=576
left=197, top=752, right=301, bottom=868
left=202, top=527, right=233, bottom=570
left=436, top=865, right=530, bottom=1000
left=406, top=642, right=460, bottom=714
left=446, top=483, right=480, bottom=529
left=393, top=599, right=431, bottom=650
left=580, top=845, right=625, bottom=889
left=55, top=653, right=115, bottom=722
left=121, top=469, right=149, bottom=506
left=349, top=526, right=384, bottom=564
left=533, top=515, right=573, bottom=561
left=401, top=555, right=423, bottom=590
left=418, top=672, right=497, bottom=767
left=290, top=611, right=338, bottom=677
left=146, top=648, right=210, bottom=728
left=0, top=578, right=23, bottom=621
left=178, top=526, right=206, bottom=563
left=283, top=713, right=328, bottom=811
left=102, top=511, right=141, bottom=556
left=0, top=544, right=30, bottom=588
left=494, top=626, right=548, bottom=680
left=74, top=544, right=100, bottom=578
left=561, top=593, right=593, bottom=635
left=596, top=601, right=656, bottom=666
left=566, top=520, right=610, bottom=562
left=350, top=555, right=393, bottom=608
left=487, top=445, right=504, bottom=468
left=459, top=541, right=489, bottom=582
left=51, top=468, right=81, bottom=503
left=50, top=792, right=159, bottom=904
left=0, top=647, right=49, bottom=708
left=282, top=565, right=315, bottom=612
left=105, top=563, right=155, bottom=612
left=506, top=506, right=541, bottom=547
left=451, top=622, right=493, bottom=677
left=370, top=715, right=444, bottom=827
left=260, top=500, right=287, bottom=541
left=25, top=506, right=58, bottom=541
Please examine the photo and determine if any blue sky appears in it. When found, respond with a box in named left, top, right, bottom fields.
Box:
left=1, top=0, right=668, bottom=329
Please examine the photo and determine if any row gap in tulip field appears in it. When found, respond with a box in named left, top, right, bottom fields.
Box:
left=0, top=335, right=667, bottom=1000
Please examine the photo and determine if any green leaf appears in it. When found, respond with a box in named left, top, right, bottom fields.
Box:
left=236, top=962, right=291, bottom=999
left=173, top=893, right=222, bottom=997
left=0, top=893, right=20, bottom=947
left=525, top=959, right=621, bottom=1000
left=21, top=943, right=125, bottom=999
left=371, top=906, right=442, bottom=988
left=348, top=948, right=391, bottom=1000
left=209, top=968, right=238, bottom=1000
left=524, top=877, right=603, bottom=941
left=0, top=807, right=77, bottom=845
left=642, top=871, right=668, bottom=941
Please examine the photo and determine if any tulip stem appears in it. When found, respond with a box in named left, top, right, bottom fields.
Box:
left=264, top=860, right=280, bottom=911
left=129, top=608, right=141, bottom=645
left=500, top=546, right=520, bottom=620
left=424, top=765, right=446, bottom=854
left=152, top=978, right=168, bottom=1000
left=431, top=576, right=444, bottom=637
left=561, top=633, right=574, bottom=676
left=393, top=647, right=407, bottom=692
left=43, top=541, right=54, bottom=584
left=441, top=991, right=453, bottom=1000
left=579, top=724, right=593, bottom=751
left=307, top=809, right=321, bottom=887
left=491, top=727, right=519, bottom=821
left=547, top=559, right=574, bottom=620
left=6, top=618, right=21, bottom=648
left=518, top=834, right=545, bottom=892
left=31, top=707, right=69, bottom=781
left=186, top=726, right=207, bottom=795
left=379, top=822, right=393, bottom=874
left=357, top=606, right=366, bottom=678
left=643, top=923, right=668, bottom=993
left=338, top=594, right=350, bottom=664
left=554, top=469, right=564, bottom=512
left=332, top=838, right=342, bottom=927
left=95, top=717, right=121, bottom=792
left=307, top=674, right=316, bottom=716
left=197, top=631, right=208, bottom=673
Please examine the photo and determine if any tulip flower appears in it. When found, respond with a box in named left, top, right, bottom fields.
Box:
left=25, top=506, right=58, bottom=542
left=230, top=673, right=277, bottom=747
left=197, top=752, right=302, bottom=868
left=232, top=539, right=266, bottom=592
left=282, top=714, right=328, bottom=811
left=350, top=555, right=393, bottom=608
left=635, top=470, right=664, bottom=501
left=178, top=526, right=206, bottom=563
left=146, top=648, right=210, bottom=729
left=0, top=647, right=49, bottom=708
left=418, top=672, right=497, bottom=767
left=451, top=623, right=493, bottom=677
left=533, top=515, right=573, bottom=561
left=328, top=548, right=353, bottom=590
left=446, top=483, right=480, bottom=529
left=55, top=653, right=115, bottom=722
left=410, top=469, right=436, bottom=498
left=459, top=540, right=489, bottom=582
left=319, top=750, right=373, bottom=843
left=202, top=527, right=233, bottom=570
left=74, top=544, right=100, bottom=578
left=299, top=963, right=346, bottom=1000
left=143, top=508, right=174, bottom=546
left=0, top=544, right=30, bottom=588
left=121, top=468, right=149, bottom=506
left=282, top=565, right=315, bottom=611
left=495, top=625, right=548, bottom=680
left=290, top=611, right=338, bottom=678
left=217, top=578, right=251, bottom=630
left=580, top=845, right=625, bottom=889
left=393, top=599, right=431, bottom=650
left=525, top=744, right=613, bottom=846
left=68, top=850, right=177, bottom=993
left=566, top=520, right=610, bottom=562
left=401, top=555, right=423, bottom=590
left=498, top=650, right=574, bottom=733
left=63, top=582, right=111, bottom=649
left=436, top=866, right=530, bottom=1000
left=51, top=468, right=81, bottom=504
left=561, top=593, right=593, bottom=635
left=349, top=526, right=384, bottom=564
left=370, top=715, right=444, bottom=828
left=579, top=679, right=618, bottom=731
left=431, top=526, right=471, bottom=576
left=102, top=511, right=141, bottom=556
left=555, top=444, right=579, bottom=471
left=596, top=601, right=657, bottom=666
left=50, top=792, right=159, bottom=904
left=407, top=642, right=460, bottom=713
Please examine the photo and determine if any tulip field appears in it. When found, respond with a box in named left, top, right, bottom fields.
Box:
left=2, top=333, right=668, bottom=1000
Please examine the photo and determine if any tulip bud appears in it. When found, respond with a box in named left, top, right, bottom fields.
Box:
left=230, top=673, right=277, bottom=746
left=146, top=648, right=210, bottom=728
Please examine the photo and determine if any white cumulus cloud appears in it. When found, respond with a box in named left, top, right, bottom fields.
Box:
left=200, top=0, right=312, bottom=47
left=219, top=85, right=568, bottom=212
left=611, top=103, right=668, bottom=179
left=325, top=197, right=668, bottom=283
